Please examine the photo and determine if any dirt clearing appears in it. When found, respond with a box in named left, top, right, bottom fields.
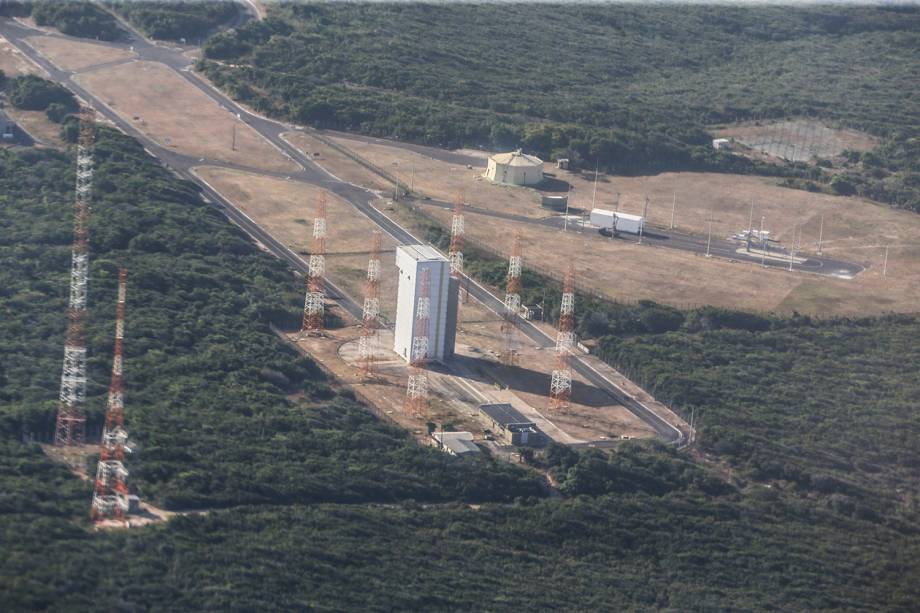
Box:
left=24, top=35, right=134, bottom=72
left=713, top=119, right=878, bottom=161
left=75, top=61, right=299, bottom=173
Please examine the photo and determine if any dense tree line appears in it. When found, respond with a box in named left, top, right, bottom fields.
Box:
left=195, top=3, right=919, bottom=210
left=0, top=1, right=128, bottom=41
left=109, top=1, right=240, bottom=42
left=1, top=84, right=917, bottom=608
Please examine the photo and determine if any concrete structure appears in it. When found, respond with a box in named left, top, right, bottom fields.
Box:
left=433, top=431, right=481, bottom=456
left=485, top=150, right=543, bottom=186
left=541, top=194, right=568, bottom=210
left=479, top=403, right=548, bottom=447
left=556, top=158, right=570, bottom=170
left=590, top=208, right=645, bottom=235
left=713, top=138, right=731, bottom=151
left=394, top=244, right=458, bottom=363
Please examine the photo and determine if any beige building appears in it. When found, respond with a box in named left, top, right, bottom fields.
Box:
left=485, top=150, right=544, bottom=186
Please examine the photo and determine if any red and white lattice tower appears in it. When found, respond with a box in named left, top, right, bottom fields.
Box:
left=549, top=264, right=575, bottom=410
left=501, top=232, right=523, bottom=365
left=358, top=231, right=382, bottom=375
left=405, top=268, right=431, bottom=418
left=301, top=192, right=327, bottom=335
left=448, top=191, right=464, bottom=278
left=91, top=268, right=131, bottom=521
left=55, top=109, right=94, bottom=447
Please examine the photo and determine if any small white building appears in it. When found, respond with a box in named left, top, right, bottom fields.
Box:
left=485, top=150, right=544, bottom=186
left=394, top=245, right=458, bottom=363
left=712, top=138, right=732, bottom=151
left=433, top=431, right=480, bottom=456
left=590, top=208, right=645, bottom=235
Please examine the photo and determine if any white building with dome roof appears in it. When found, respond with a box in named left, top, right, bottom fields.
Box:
left=484, top=150, right=544, bottom=186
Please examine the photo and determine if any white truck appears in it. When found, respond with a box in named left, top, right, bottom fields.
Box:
left=590, top=208, right=644, bottom=235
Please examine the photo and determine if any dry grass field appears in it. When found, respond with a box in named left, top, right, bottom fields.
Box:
left=75, top=61, right=298, bottom=173
left=282, top=131, right=391, bottom=193
left=325, top=134, right=547, bottom=219
left=305, top=134, right=919, bottom=315
left=24, top=35, right=134, bottom=72
left=192, top=166, right=401, bottom=318
left=0, top=35, right=43, bottom=76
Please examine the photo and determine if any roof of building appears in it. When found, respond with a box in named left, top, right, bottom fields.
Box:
left=615, top=211, right=644, bottom=222
left=479, top=403, right=535, bottom=427
left=434, top=431, right=481, bottom=455
left=397, top=244, right=448, bottom=263
left=490, top=150, right=543, bottom=167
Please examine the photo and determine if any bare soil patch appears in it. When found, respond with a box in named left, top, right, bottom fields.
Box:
left=75, top=61, right=298, bottom=172
left=713, top=119, right=878, bottom=161
left=24, top=35, right=134, bottom=72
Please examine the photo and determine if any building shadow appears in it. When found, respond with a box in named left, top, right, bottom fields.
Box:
left=439, top=353, right=616, bottom=409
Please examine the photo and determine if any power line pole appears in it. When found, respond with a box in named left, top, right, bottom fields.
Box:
left=706, top=221, right=712, bottom=257
left=816, top=214, right=824, bottom=255
left=591, top=160, right=599, bottom=210
left=760, top=216, right=767, bottom=268
left=883, top=245, right=889, bottom=277
left=670, top=192, right=676, bottom=230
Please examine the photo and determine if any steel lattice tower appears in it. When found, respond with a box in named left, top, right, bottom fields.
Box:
left=91, top=268, right=131, bottom=521
left=405, top=268, right=431, bottom=418
left=549, top=265, right=575, bottom=410
left=301, top=192, right=327, bottom=334
left=500, top=232, right=523, bottom=365
left=448, top=191, right=464, bottom=278
left=358, top=231, right=382, bottom=376
left=55, top=109, right=95, bottom=447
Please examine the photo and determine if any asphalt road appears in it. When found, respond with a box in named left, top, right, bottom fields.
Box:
left=1, top=18, right=684, bottom=444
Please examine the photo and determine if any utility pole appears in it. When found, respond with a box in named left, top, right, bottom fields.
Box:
left=410, top=163, right=415, bottom=192
left=760, top=216, right=767, bottom=268
left=231, top=123, right=236, bottom=151
left=563, top=185, right=571, bottom=233
left=788, top=224, right=797, bottom=271
left=706, top=221, right=712, bottom=257
left=883, top=245, right=889, bottom=277
left=816, top=214, right=824, bottom=255
left=638, top=196, right=649, bottom=245
left=591, top=160, right=599, bottom=210
left=670, top=192, right=676, bottom=230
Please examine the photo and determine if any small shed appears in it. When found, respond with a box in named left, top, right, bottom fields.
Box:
left=712, top=138, right=732, bottom=151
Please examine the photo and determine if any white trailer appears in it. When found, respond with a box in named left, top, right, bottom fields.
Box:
left=590, top=209, right=644, bottom=235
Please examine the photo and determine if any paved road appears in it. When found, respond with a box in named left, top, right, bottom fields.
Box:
left=1, top=18, right=684, bottom=444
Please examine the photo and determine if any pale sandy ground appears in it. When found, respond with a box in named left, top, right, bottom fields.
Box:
left=73, top=60, right=299, bottom=173
left=24, top=35, right=135, bottom=72
left=713, top=119, right=879, bottom=161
